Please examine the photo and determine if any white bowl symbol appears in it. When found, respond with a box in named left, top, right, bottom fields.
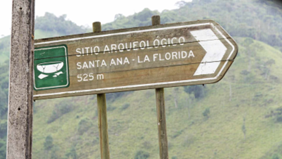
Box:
left=37, top=61, right=64, bottom=74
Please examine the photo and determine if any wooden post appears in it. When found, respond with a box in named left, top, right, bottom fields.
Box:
left=93, top=22, right=102, bottom=33
left=7, top=0, right=35, bottom=159
left=97, top=94, right=110, bottom=159
left=93, top=22, right=110, bottom=159
left=152, top=15, right=161, bottom=26
left=152, top=15, right=169, bottom=159
left=155, top=88, right=169, bottom=159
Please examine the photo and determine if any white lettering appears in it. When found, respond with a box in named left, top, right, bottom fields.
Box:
left=85, top=47, right=90, bottom=55
left=181, top=51, right=187, bottom=58
left=138, top=56, right=143, bottom=63
left=82, top=48, right=84, bottom=56
left=101, top=60, right=107, bottom=67
left=94, top=46, right=100, bottom=55
left=83, top=62, right=89, bottom=69
left=90, top=47, right=93, bottom=55
left=83, top=74, right=88, bottom=81
left=171, top=37, right=177, bottom=46
left=172, top=52, right=178, bottom=59
left=89, top=61, right=95, bottom=68
left=125, top=43, right=132, bottom=51
left=76, top=48, right=81, bottom=57
left=161, top=38, right=167, bottom=47
left=188, top=50, right=195, bottom=58
left=77, top=74, right=82, bottom=82
left=117, top=57, right=123, bottom=65
left=153, top=54, right=158, bottom=61
left=95, top=60, right=100, bottom=67
left=153, top=39, right=160, bottom=48
left=159, top=54, right=164, bottom=61
left=118, top=43, right=125, bottom=52
left=104, top=45, right=110, bottom=54
left=144, top=55, right=150, bottom=62
left=179, top=37, right=185, bottom=45
left=140, top=41, right=146, bottom=50
left=89, top=73, right=94, bottom=81
left=97, top=74, right=104, bottom=80
left=110, top=59, right=116, bottom=66
left=76, top=62, right=81, bottom=69
left=111, top=44, right=117, bottom=53
left=147, top=41, right=152, bottom=49
left=133, top=41, right=139, bottom=51
left=124, top=57, right=130, bottom=65
left=165, top=52, right=171, bottom=60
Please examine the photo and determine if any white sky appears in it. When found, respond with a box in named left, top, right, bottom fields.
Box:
left=0, top=0, right=191, bottom=38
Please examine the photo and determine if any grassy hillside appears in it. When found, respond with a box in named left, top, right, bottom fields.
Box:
left=31, top=38, right=282, bottom=159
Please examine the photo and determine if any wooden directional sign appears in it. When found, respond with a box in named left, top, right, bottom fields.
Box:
left=33, top=20, right=238, bottom=100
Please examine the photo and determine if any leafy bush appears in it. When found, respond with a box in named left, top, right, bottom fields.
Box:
left=65, top=146, right=78, bottom=159
left=276, top=115, right=282, bottom=123
left=184, top=85, right=206, bottom=99
left=47, top=101, right=75, bottom=123
left=106, top=105, right=116, bottom=111
left=242, top=37, right=254, bottom=47
left=142, top=141, right=152, bottom=149
left=44, top=135, right=53, bottom=151
left=121, top=103, right=130, bottom=111
left=134, top=150, right=150, bottom=159
left=172, top=129, right=184, bottom=138
left=272, top=154, right=280, bottom=159
left=182, top=134, right=196, bottom=147
left=240, top=70, right=250, bottom=76
left=106, top=91, right=132, bottom=101
left=202, top=108, right=210, bottom=118
left=77, top=118, right=92, bottom=135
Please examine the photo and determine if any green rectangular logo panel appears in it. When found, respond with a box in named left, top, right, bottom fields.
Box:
left=34, top=45, right=69, bottom=90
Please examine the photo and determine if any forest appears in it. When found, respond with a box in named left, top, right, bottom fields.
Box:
left=1, top=0, right=282, bottom=158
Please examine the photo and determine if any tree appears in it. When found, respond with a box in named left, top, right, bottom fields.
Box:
left=184, top=85, right=206, bottom=99
left=44, top=135, right=54, bottom=151
left=0, top=139, right=6, bottom=159
left=65, top=146, right=78, bottom=159
left=272, top=154, right=280, bottom=159
left=35, top=13, right=87, bottom=36
left=134, top=150, right=150, bottom=159
left=202, top=108, right=210, bottom=119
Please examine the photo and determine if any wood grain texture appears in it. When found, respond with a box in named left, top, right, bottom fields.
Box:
left=152, top=15, right=161, bottom=26
left=155, top=88, right=169, bottom=159
left=93, top=22, right=101, bottom=33
left=33, top=20, right=238, bottom=99
left=153, top=15, right=169, bottom=159
left=97, top=94, right=110, bottom=159
left=94, top=21, right=110, bottom=159
left=7, top=0, right=35, bottom=159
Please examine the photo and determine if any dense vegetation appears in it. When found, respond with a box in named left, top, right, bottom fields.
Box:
left=1, top=0, right=282, bottom=158
left=104, top=0, right=282, bottom=51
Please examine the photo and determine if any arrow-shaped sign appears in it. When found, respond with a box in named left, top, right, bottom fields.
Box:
left=191, top=29, right=227, bottom=76
left=33, top=20, right=238, bottom=100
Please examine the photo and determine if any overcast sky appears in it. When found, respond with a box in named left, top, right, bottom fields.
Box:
left=0, top=0, right=191, bottom=38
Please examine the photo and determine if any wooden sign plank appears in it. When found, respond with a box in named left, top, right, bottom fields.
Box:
left=33, top=20, right=238, bottom=100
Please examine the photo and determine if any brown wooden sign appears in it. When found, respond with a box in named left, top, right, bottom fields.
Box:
left=33, top=20, right=238, bottom=100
